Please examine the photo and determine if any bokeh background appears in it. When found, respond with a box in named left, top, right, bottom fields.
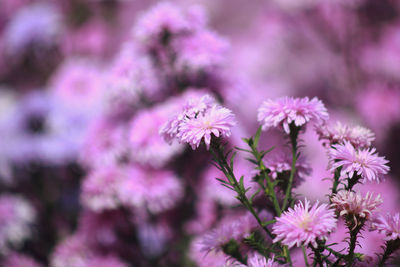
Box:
left=0, top=0, right=400, bottom=266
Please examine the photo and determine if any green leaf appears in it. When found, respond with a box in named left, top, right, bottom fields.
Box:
left=254, top=126, right=262, bottom=147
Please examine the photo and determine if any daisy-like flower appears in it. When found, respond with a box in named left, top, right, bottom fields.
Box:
left=160, top=94, right=236, bottom=150
left=316, top=121, right=375, bottom=149
left=371, top=213, right=400, bottom=241
left=272, top=199, right=337, bottom=248
left=178, top=105, right=236, bottom=150
left=257, top=97, right=328, bottom=134
left=247, top=253, right=282, bottom=267
left=329, top=142, right=390, bottom=183
left=331, top=191, right=382, bottom=228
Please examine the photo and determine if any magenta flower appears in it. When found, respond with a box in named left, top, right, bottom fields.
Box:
left=160, top=94, right=236, bottom=150
left=329, top=142, right=390, bottom=183
left=316, top=121, right=375, bottom=149
left=257, top=97, right=328, bottom=134
left=331, top=191, right=382, bottom=226
left=272, top=199, right=337, bottom=248
left=371, top=213, right=400, bottom=241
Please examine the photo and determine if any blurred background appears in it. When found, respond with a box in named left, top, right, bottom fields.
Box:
left=0, top=0, right=400, bottom=266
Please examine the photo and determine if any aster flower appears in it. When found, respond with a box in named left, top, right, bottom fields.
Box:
left=0, top=195, right=36, bottom=253
left=161, top=94, right=236, bottom=150
left=257, top=97, right=328, bottom=134
left=272, top=199, right=337, bottom=248
left=331, top=191, right=382, bottom=228
left=190, top=236, right=229, bottom=267
left=179, top=105, right=236, bottom=150
left=371, top=213, right=400, bottom=241
left=247, top=253, right=282, bottom=267
left=316, top=121, right=375, bottom=149
left=329, top=142, right=390, bottom=183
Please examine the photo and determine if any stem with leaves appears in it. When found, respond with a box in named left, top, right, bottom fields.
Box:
left=378, top=239, right=400, bottom=267
left=282, top=125, right=300, bottom=211
left=210, top=140, right=273, bottom=239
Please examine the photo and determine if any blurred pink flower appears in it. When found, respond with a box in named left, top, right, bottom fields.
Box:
left=257, top=97, right=328, bottom=134
left=329, top=142, right=390, bottom=183
left=247, top=253, right=282, bottom=267
left=272, top=199, right=337, bottom=248
left=371, top=213, right=400, bottom=241
left=117, top=167, right=183, bottom=214
left=316, top=121, right=375, bottom=149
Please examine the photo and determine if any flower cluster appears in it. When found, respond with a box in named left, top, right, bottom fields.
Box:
left=371, top=213, right=400, bottom=241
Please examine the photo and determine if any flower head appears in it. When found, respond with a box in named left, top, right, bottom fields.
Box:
left=160, top=94, right=236, bottom=150
left=247, top=253, right=282, bottom=267
left=329, top=142, right=390, bottom=183
left=316, top=121, right=375, bottom=149
left=331, top=191, right=382, bottom=227
left=371, top=213, right=400, bottom=241
left=257, top=97, right=328, bottom=134
left=272, top=199, right=337, bottom=248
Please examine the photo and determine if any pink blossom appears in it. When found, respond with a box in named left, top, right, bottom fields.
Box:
left=80, top=166, right=127, bottom=212
left=272, top=199, right=337, bottom=248
left=190, top=236, right=229, bottom=267
left=257, top=97, right=328, bottom=134
left=371, top=213, right=400, bottom=241
left=247, top=253, right=282, bottom=267
left=128, top=105, right=184, bottom=168
left=329, top=142, right=390, bottom=183
left=178, top=105, right=236, bottom=150
left=117, top=167, right=183, bottom=214
left=316, top=121, right=375, bottom=149
left=331, top=191, right=382, bottom=224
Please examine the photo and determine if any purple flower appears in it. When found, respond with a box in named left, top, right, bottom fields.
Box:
left=371, top=213, right=400, bottom=241
left=316, top=121, right=375, bottom=149
left=272, top=199, right=337, bottom=248
left=257, top=97, right=328, bottom=134
left=329, top=142, right=390, bottom=183
left=331, top=191, right=382, bottom=227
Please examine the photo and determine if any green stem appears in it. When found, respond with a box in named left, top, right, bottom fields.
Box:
left=210, top=144, right=274, bottom=239
left=346, top=225, right=362, bottom=267
left=302, top=245, right=310, bottom=267
left=283, top=246, right=293, bottom=267
left=331, top=167, right=341, bottom=195
left=311, top=246, right=324, bottom=267
left=282, top=127, right=299, bottom=211
left=378, top=239, right=400, bottom=267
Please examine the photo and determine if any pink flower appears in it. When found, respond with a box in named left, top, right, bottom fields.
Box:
left=331, top=191, right=382, bottom=225
left=133, top=2, right=191, bottom=44
left=257, top=97, right=328, bottom=134
left=316, top=121, right=375, bottom=149
left=329, top=142, right=390, bottom=183
left=272, top=199, right=337, bottom=248
left=371, top=213, right=400, bottom=241
left=117, top=167, right=183, bottom=214
left=178, top=105, right=236, bottom=150
left=173, top=30, right=229, bottom=72
left=80, top=166, right=127, bottom=212
left=161, top=94, right=236, bottom=150
left=247, top=253, right=282, bottom=267
left=128, top=105, right=184, bottom=168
